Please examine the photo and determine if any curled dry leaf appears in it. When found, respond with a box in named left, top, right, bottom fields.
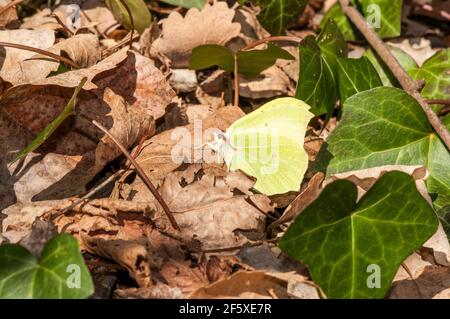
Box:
left=114, top=284, right=184, bottom=299
left=151, top=1, right=241, bottom=67
left=0, top=29, right=55, bottom=73
left=189, top=270, right=320, bottom=299
left=0, top=0, right=19, bottom=29
left=82, top=235, right=154, bottom=288
left=1, top=34, right=101, bottom=85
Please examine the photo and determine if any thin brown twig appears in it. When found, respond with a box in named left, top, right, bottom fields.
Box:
left=338, top=0, right=450, bottom=150
left=233, top=53, right=239, bottom=107
left=92, top=120, right=180, bottom=231
left=0, top=42, right=80, bottom=68
left=425, top=99, right=450, bottom=107
left=118, top=0, right=135, bottom=50
left=242, top=35, right=302, bottom=51
left=0, top=0, right=24, bottom=16
left=50, top=14, right=75, bottom=36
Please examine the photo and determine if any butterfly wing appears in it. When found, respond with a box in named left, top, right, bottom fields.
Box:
left=225, top=97, right=314, bottom=195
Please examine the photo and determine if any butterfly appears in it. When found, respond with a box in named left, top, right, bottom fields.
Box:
left=208, top=97, right=314, bottom=195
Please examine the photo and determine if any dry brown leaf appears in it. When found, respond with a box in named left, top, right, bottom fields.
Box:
left=0, top=0, right=19, bottom=29
left=0, top=87, right=153, bottom=209
left=151, top=1, right=241, bottom=68
left=114, top=284, right=184, bottom=299
left=131, top=164, right=272, bottom=249
left=133, top=106, right=244, bottom=183
left=20, top=9, right=63, bottom=31
left=0, top=29, right=55, bottom=72
left=388, top=39, right=436, bottom=66
left=82, top=235, right=154, bottom=288
left=268, top=172, right=324, bottom=235
left=189, top=270, right=320, bottom=299
left=1, top=34, right=101, bottom=85
left=238, top=66, right=292, bottom=99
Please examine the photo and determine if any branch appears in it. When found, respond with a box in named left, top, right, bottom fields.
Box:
left=338, top=0, right=450, bottom=150
left=92, top=120, right=180, bottom=231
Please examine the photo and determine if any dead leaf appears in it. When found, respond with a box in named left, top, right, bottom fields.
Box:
left=388, top=39, right=436, bottom=66
left=114, top=284, right=184, bottom=299
left=0, top=0, right=19, bottom=29
left=0, top=29, right=55, bottom=72
left=82, top=235, right=154, bottom=288
left=238, top=66, right=292, bottom=99
left=1, top=34, right=101, bottom=85
left=151, top=1, right=241, bottom=68
left=0, top=87, right=153, bottom=209
left=189, top=270, right=320, bottom=299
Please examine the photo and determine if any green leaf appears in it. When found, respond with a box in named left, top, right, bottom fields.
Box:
left=364, top=46, right=418, bottom=87
left=159, top=0, right=206, bottom=9
left=105, top=0, right=152, bottom=34
left=295, top=19, right=346, bottom=116
left=10, top=77, right=87, bottom=165
left=189, top=43, right=294, bottom=77
left=410, top=49, right=450, bottom=100
left=295, top=36, right=337, bottom=116
left=337, top=56, right=382, bottom=103
left=189, top=44, right=234, bottom=72
left=317, top=18, right=348, bottom=73
left=0, top=234, right=94, bottom=298
left=322, top=0, right=402, bottom=40
left=247, top=0, right=308, bottom=35
left=237, top=43, right=295, bottom=77
left=323, top=87, right=450, bottom=209
left=321, top=2, right=359, bottom=41
left=279, top=171, right=438, bottom=298
left=359, top=0, right=402, bottom=38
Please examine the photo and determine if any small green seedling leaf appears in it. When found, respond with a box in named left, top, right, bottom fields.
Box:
left=279, top=171, right=438, bottom=298
left=160, top=0, right=206, bottom=9
left=295, top=18, right=347, bottom=116
left=320, top=87, right=450, bottom=209
left=189, top=44, right=234, bottom=72
left=10, top=77, right=87, bottom=165
left=337, top=56, right=382, bottom=103
left=0, top=234, right=94, bottom=298
left=105, top=0, right=151, bottom=34
left=241, top=0, right=308, bottom=35
left=189, top=43, right=294, bottom=77
left=237, top=43, right=294, bottom=77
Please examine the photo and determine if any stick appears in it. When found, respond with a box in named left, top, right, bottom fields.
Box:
left=242, top=35, right=303, bottom=51
left=92, top=120, right=180, bottom=231
left=233, top=54, right=239, bottom=107
left=118, top=0, right=135, bottom=50
left=0, top=42, right=80, bottom=68
left=338, top=0, right=450, bottom=150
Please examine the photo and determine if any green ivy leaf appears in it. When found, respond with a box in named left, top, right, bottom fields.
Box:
left=295, top=19, right=346, bottom=116
left=321, top=2, right=359, bottom=41
left=295, top=36, right=336, bottom=116
left=237, top=43, right=295, bottom=77
left=159, top=0, right=206, bottom=9
left=410, top=49, right=450, bottom=100
left=323, top=87, right=450, bottom=209
left=364, top=46, right=418, bottom=87
left=337, top=56, right=382, bottom=104
left=437, top=206, right=450, bottom=240
left=10, top=77, right=86, bottom=165
left=322, top=0, right=402, bottom=40
left=105, top=0, right=151, bottom=34
left=189, top=43, right=294, bottom=77
left=0, top=234, right=94, bottom=298
left=279, top=171, right=438, bottom=298
left=245, top=0, right=308, bottom=35
left=359, top=0, right=402, bottom=38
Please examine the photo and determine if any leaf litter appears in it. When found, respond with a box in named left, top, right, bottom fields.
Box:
left=0, top=0, right=449, bottom=299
